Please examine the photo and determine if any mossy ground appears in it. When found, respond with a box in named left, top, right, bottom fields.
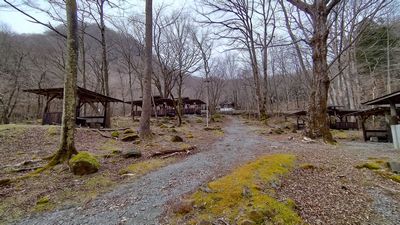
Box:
left=171, top=154, right=302, bottom=225
left=356, top=158, right=400, bottom=183
left=99, top=139, right=119, bottom=152
left=331, top=129, right=362, bottom=141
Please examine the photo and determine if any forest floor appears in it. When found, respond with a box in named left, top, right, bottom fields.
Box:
left=1, top=115, right=400, bottom=225
left=0, top=115, right=226, bottom=225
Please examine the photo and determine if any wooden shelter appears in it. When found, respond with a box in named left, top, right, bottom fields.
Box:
left=349, top=107, right=392, bottom=141
left=327, top=106, right=359, bottom=130
left=354, top=90, right=400, bottom=142
left=24, top=87, right=123, bottom=128
left=289, top=106, right=359, bottom=130
left=289, top=110, right=307, bottom=130
left=127, top=96, right=205, bottom=117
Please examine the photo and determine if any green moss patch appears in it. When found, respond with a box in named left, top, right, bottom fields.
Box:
left=119, top=158, right=175, bottom=176
left=173, top=154, right=301, bottom=224
left=389, top=174, right=400, bottom=183
left=111, top=131, right=120, bottom=138
left=356, top=162, right=381, bottom=170
left=33, top=196, right=54, bottom=212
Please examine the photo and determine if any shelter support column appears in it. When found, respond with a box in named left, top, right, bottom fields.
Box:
left=103, top=102, right=108, bottom=128
left=387, top=101, right=398, bottom=142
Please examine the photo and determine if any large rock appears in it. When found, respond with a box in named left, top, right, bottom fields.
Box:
left=122, top=149, right=142, bottom=158
left=121, top=134, right=139, bottom=142
left=69, top=152, right=100, bottom=175
left=388, top=161, right=400, bottom=173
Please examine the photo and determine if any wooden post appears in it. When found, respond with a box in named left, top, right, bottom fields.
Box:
left=103, top=102, right=108, bottom=128
left=361, top=117, right=367, bottom=142
left=388, top=101, right=398, bottom=142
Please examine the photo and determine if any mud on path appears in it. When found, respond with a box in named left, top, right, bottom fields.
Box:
left=14, top=118, right=400, bottom=225
left=15, top=118, right=281, bottom=225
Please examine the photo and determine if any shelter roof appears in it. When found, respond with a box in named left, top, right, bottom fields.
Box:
left=24, top=87, right=123, bottom=103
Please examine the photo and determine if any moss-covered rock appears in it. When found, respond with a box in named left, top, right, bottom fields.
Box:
left=121, top=134, right=139, bottom=142
left=111, top=131, right=120, bottom=138
left=171, top=135, right=183, bottom=142
left=69, top=152, right=100, bottom=175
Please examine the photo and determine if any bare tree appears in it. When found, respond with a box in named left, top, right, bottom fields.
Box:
left=198, top=0, right=267, bottom=119
left=168, top=16, right=201, bottom=126
left=193, top=30, right=212, bottom=125
left=286, top=0, right=342, bottom=142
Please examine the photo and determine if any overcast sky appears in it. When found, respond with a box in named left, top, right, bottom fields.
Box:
left=0, top=0, right=194, bottom=34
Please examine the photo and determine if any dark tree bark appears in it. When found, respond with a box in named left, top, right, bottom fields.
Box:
left=286, top=0, right=341, bottom=143
left=139, top=0, right=153, bottom=139
left=49, top=0, right=79, bottom=165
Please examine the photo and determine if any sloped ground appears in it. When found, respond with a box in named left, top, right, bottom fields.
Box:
left=4, top=117, right=400, bottom=225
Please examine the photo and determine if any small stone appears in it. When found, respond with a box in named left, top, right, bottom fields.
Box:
left=0, top=178, right=11, bottom=186
left=122, top=150, right=142, bottom=158
left=121, top=134, right=140, bottom=142
left=388, top=161, right=400, bottom=173
left=171, top=135, right=183, bottom=142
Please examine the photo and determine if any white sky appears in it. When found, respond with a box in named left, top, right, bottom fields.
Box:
left=0, top=0, right=194, bottom=34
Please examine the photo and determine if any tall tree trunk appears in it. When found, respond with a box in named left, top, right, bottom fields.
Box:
left=307, top=4, right=333, bottom=142
left=49, top=0, right=79, bottom=165
left=79, top=21, right=86, bottom=115
left=287, top=0, right=341, bottom=143
left=139, top=0, right=153, bottom=139
left=100, top=1, right=111, bottom=128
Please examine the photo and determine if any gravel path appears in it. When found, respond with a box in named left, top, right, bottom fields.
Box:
left=15, top=119, right=279, bottom=225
